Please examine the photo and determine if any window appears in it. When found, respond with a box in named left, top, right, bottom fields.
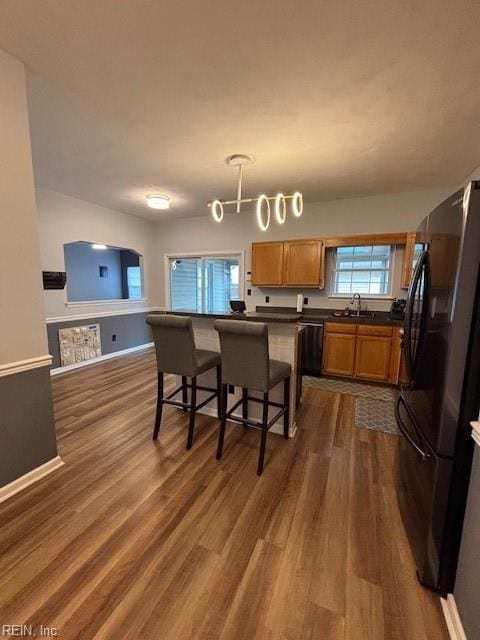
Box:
left=330, top=245, right=393, bottom=297
left=169, top=255, right=241, bottom=313
left=127, top=266, right=142, bottom=300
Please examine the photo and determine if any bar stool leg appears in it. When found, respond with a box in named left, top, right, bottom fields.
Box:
left=216, top=383, right=228, bottom=460
left=258, top=392, right=269, bottom=476
left=186, top=377, right=197, bottom=450
left=283, top=376, right=290, bottom=439
left=153, top=371, right=164, bottom=440
left=242, top=388, right=248, bottom=427
left=182, top=376, right=188, bottom=411
left=216, top=365, right=222, bottom=419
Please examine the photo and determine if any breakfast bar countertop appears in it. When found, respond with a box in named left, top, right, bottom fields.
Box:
left=167, top=311, right=302, bottom=323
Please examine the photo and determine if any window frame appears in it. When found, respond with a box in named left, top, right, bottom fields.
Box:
left=164, top=249, right=245, bottom=312
left=328, top=245, right=396, bottom=299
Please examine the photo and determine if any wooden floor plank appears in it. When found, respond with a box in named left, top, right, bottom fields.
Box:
left=0, top=349, right=449, bottom=639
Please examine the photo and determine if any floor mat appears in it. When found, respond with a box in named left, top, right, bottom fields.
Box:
left=303, top=375, right=399, bottom=435
left=354, top=396, right=400, bottom=435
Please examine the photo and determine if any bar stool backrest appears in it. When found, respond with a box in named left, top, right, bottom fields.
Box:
left=146, top=314, right=197, bottom=376
left=214, top=319, right=269, bottom=392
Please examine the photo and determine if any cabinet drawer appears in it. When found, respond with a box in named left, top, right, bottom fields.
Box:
left=357, top=324, right=393, bottom=337
left=325, top=322, right=357, bottom=334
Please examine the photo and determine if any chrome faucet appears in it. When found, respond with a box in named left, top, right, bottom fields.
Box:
left=351, top=293, right=361, bottom=316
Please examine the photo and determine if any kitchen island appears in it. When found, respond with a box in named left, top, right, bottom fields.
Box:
left=168, top=312, right=303, bottom=437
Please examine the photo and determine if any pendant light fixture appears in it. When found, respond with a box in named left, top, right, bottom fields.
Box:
left=208, top=154, right=303, bottom=231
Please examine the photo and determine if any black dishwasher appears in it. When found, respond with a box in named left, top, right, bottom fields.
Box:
left=299, top=322, right=324, bottom=376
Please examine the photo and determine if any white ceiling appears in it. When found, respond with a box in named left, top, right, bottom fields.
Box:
left=0, top=0, right=479, bottom=219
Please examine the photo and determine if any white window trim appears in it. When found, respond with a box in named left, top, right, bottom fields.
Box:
left=328, top=246, right=396, bottom=300
left=164, top=249, right=245, bottom=311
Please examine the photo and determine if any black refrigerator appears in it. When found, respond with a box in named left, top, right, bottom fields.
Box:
left=395, top=182, right=480, bottom=595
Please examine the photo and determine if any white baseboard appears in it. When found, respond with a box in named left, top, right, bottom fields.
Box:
left=0, top=456, right=64, bottom=504
left=441, top=594, right=468, bottom=640
left=198, top=406, right=297, bottom=438
left=50, top=342, right=154, bottom=375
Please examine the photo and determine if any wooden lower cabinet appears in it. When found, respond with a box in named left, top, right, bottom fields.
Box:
left=322, top=332, right=356, bottom=377
left=355, top=335, right=392, bottom=381
left=322, top=322, right=402, bottom=385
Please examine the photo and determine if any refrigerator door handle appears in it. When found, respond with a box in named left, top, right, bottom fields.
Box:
left=403, top=250, right=428, bottom=381
left=395, top=395, right=431, bottom=460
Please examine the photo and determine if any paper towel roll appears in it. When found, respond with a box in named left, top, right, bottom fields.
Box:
left=296, top=293, right=303, bottom=312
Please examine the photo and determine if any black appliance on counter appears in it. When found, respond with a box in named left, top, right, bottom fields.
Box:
left=230, top=300, right=246, bottom=313
left=395, top=182, right=480, bottom=595
left=390, top=298, right=406, bottom=320
left=299, top=321, right=324, bottom=376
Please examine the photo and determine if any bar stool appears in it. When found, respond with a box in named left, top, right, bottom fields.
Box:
left=146, top=315, right=221, bottom=450
left=214, top=319, right=291, bottom=475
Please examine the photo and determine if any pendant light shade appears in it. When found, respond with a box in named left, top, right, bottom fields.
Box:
left=256, top=195, right=271, bottom=232
left=275, top=193, right=287, bottom=224
left=211, top=199, right=224, bottom=223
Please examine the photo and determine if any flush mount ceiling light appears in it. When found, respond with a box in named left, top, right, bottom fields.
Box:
left=208, top=154, right=303, bottom=231
left=91, top=243, right=107, bottom=250
left=146, top=194, right=170, bottom=210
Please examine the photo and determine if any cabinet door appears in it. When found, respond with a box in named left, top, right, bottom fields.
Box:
left=401, top=232, right=426, bottom=290
left=251, top=242, right=284, bottom=286
left=322, top=333, right=356, bottom=377
left=283, top=240, right=324, bottom=287
left=389, top=328, right=402, bottom=384
left=355, top=335, right=392, bottom=381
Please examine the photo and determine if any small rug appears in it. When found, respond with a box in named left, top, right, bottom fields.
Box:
left=302, top=375, right=399, bottom=436
left=354, top=397, right=399, bottom=436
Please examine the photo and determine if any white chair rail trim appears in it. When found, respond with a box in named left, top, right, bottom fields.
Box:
left=46, top=306, right=165, bottom=324
left=0, top=355, right=53, bottom=378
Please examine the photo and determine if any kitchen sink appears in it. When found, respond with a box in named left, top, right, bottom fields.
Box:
left=330, top=311, right=376, bottom=319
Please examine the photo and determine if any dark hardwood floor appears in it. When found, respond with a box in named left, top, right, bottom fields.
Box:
left=0, top=349, right=449, bottom=639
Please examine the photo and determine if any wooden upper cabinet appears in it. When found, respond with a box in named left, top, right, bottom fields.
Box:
left=401, top=232, right=417, bottom=289
left=251, top=241, right=284, bottom=286
left=283, top=239, right=325, bottom=287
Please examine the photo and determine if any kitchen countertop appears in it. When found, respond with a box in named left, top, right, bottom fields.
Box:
left=165, top=308, right=403, bottom=326
left=255, top=306, right=404, bottom=326
left=167, top=311, right=302, bottom=323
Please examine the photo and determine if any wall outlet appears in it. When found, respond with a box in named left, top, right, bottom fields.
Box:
left=247, top=288, right=252, bottom=296
left=112, top=334, right=117, bottom=342
left=265, top=296, right=270, bottom=303
left=303, top=297, right=309, bottom=305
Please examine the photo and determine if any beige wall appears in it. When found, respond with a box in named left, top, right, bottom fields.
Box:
left=36, top=188, right=161, bottom=319
left=0, top=49, right=48, bottom=364
left=155, top=188, right=450, bottom=312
